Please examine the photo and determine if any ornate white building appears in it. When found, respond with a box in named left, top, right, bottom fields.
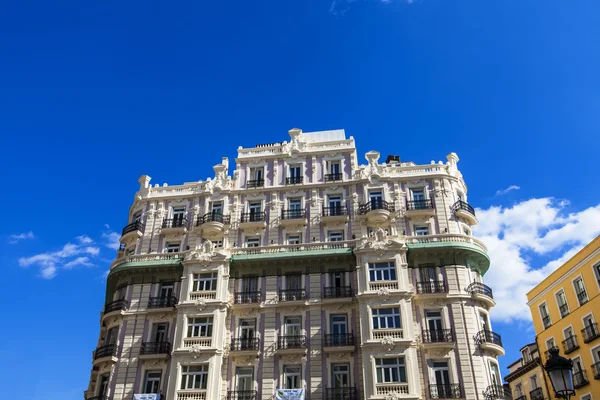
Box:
left=86, top=129, right=506, bottom=400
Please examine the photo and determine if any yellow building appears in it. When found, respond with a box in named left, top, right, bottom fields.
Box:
left=526, top=235, right=600, bottom=400
left=504, top=343, right=551, bottom=400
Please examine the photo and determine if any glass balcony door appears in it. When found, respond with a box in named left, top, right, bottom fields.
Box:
left=331, top=364, right=350, bottom=388
left=236, top=367, right=254, bottom=391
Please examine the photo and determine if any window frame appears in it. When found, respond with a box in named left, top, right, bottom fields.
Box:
left=414, top=225, right=430, bottom=236
left=573, top=275, right=589, bottom=306
left=375, top=357, right=407, bottom=384
left=187, top=317, right=214, bottom=338
left=539, top=302, right=552, bottom=329
left=372, top=307, right=402, bottom=330
left=180, top=364, right=209, bottom=390
left=283, top=365, right=302, bottom=389
left=143, top=370, right=162, bottom=394
left=165, top=242, right=181, bottom=253
left=192, top=273, right=218, bottom=292
left=328, top=230, right=344, bottom=242
left=368, top=261, right=397, bottom=282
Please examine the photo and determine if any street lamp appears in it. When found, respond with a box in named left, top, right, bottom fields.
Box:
left=543, top=347, right=575, bottom=399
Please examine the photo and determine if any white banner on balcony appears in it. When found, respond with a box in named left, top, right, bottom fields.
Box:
left=133, top=395, right=160, bottom=400
left=275, top=389, right=305, bottom=400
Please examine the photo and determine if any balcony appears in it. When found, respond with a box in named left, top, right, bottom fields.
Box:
left=161, top=218, right=188, bottom=234
left=592, top=361, right=600, bottom=380
left=86, top=396, right=110, bottom=400
left=483, top=385, right=511, bottom=400
left=429, top=384, right=462, bottom=399
left=240, top=212, right=266, bottom=229
left=176, top=391, right=207, bottom=400
left=372, top=329, right=404, bottom=341
left=358, top=200, right=395, bottom=225
left=529, top=387, right=543, bottom=400
left=406, top=199, right=435, bottom=218
left=230, top=338, right=260, bottom=355
left=140, top=341, right=171, bottom=358
left=226, top=390, right=258, bottom=400
left=234, top=291, right=262, bottom=304
left=467, top=282, right=495, bottom=308
left=324, top=333, right=355, bottom=350
left=286, top=176, right=303, bottom=185
left=195, top=212, right=230, bottom=237
left=573, top=369, right=589, bottom=388
left=375, top=384, right=409, bottom=396
left=322, top=206, right=349, bottom=224
left=147, top=296, right=178, bottom=309
left=93, top=344, right=116, bottom=362
left=277, top=335, right=306, bottom=352
left=246, top=179, right=264, bottom=188
left=323, top=286, right=353, bottom=299
left=559, top=303, right=569, bottom=318
left=325, top=387, right=357, bottom=400
left=582, top=323, right=600, bottom=343
left=121, top=220, right=144, bottom=244
left=452, top=200, right=477, bottom=225
left=279, top=289, right=306, bottom=302
left=577, top=290, right=589, bottom=305
left=561, top=335, right=579, bottom=354
left=324, top=172, right=343, bottom=182
left=183, top=337, right=212, bottom=348
left=475, top=330, right=505, bottom=356
left=422, top=329, right=454, bottom=344
left=542, top=315, right=552, bottom=329
left=189, top=290, right=216, bottom=301
left=104, top=299, right=128, bottom=314
left=416, top=281, right=447, bottom=295
left=280, top=209, right=307, bottom=227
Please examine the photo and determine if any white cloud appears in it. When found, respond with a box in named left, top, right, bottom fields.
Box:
left=76, top=235, right=93, bottom=244
left=8, top=231, right=35, bottom=244
left=495, top=185, right=521, bottom=196
left=102, top=232, right=121, bottom=251
left=104, top=224, right=111, bottom=229
left=330, top=0, right=408, bottom=15
left=64, top=257, right=94, bottom=269
left=40, top=265, right=57, bottom=279
left=476, top=198, right=600, bottom=323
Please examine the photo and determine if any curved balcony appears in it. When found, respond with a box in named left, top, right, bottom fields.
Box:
left=475, top=330, right=505, bottom=356
left=452, top=200, right=477, bottom=225
left=103, top=299, right=128, bottom=315
left=230, top=338, right=260, bottom=355
left=467, top=282, right=495, bottom=308
left=121, top=220, right=144, bottom=246
left=277, top=335, right=306, bottom=353
left=573, top=369, right=589, bottom=389
left=226, top=391, right=258, bottom=400
left=93, top=343, right=117, bottom=365
left=483, top=385, right=511, bottom=400
left=240, top=212, right=266, bottom=230
left=161, top=218, right=187, bottom=235
left=147, top=296, right=178, bottom=310
left=429, top=384, right=462, bottom=399
left=562, top=335, right=579, bottom=354
left=195, top=212, right=230, bottom=237
left=358, top=200, right=395, bottom=225
left=280, top=209, right=307, bottom=227
left=324, top=333, right=355, bottom=351
left=140, top=341, right=171, bottom=358
left=416, top=281, right=447, bottom=295
left=234, top=291, right=262, bottom=304
left=322, top=206, right=349, bottom=224
left=422, top=329, right=454, bottom=344
left=406, top=199, right=435, bottom=218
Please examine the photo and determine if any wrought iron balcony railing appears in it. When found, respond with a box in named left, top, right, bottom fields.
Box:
left=286, top=176, right=303, bottom=184
left=451, top=200, right=476, bottom=216
left=416, top=281, right=447, bottom=294
left=122, top=220, right=144, bottom=236
left=140, top=341, right=171, bottom=355
left=582, top=323, right=600, bottom=343
left=279, top=289, right=306, bottom=302
left=429, top=384, right=462, bottom=399
left=322, top=206, right=348, bottom=217
left=542, top=315, right=552, bottom=329
left=324, top=333, right=354, bottom=347
left=407, top=199, right=434, bottom=211
left=466, top=282, right=493, bottom=298
left=325, top=387, right=357, bottom=400
left=234, top=291, right=262, bottom=304
left=277, top=335, right=306, bottom=349
left=562, top=335, right=579, bottom=354
left=86, top=396, right=110, bottom=400
left=474, top=330, right=503, bottom=347
left=162, top=218, right=187, bottom=229
left=104, top=299, right=128, bottom=313
left=197, top=212, right=230, bottom=225
left=230, top=338, right=260, bottom=351
left=148, top=296, right=178, bottom=309
left=483, top=385, right=512, bottom=400
left=94, top=343, right=116, bottom=360
left=559, top=303, right=569, bottom=317
left=281, top=209, right=306, bottom=219
left=323, top=286, right=353, bottom=299
left=358, top=199, right=395, bottom=214
left=591, top=361, right=600, bottom=380
left=573, top=369, right=589, bottom=388
left=577, top=290, right=589, bottom=305
left=240, top=212, right=266, bottom=223
left=226, top=390, right=258, bottom=400
left=422, top=329, right=454, bottom=343
left=529, top=387, right=543, bottom=400
left=324, top=173, right=343, bottom=182
left=246, top=179, right=264, bottom=188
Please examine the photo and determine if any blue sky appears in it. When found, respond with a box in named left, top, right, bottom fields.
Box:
left=1, top=0, right=600, bottom=398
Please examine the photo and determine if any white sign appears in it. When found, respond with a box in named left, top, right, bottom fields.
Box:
left=133, top=395, right=160, bottom=400
left=275, top=389, right=305, bottom=400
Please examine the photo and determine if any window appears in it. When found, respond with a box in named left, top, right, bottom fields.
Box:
left=165, top=242, right=180, bottom=253
left=187, top=317, right=213, bottom=337
left=574, top=277, right=588, bottom=305
left=158, top=282, right=173, bottom=298
left=245, top=237, right=261, bottom=247
left=133, top=212, right=142, bottom=223
left=248, top=202, right=262, bottom=214
left=539, top=303, right=551, bottom=329
left=127, top=247, right=135, bottom=256
left=489, top=363, right=500, bottom=386
left=331, top=364, right=350, bottom=388
left=173, top=207, right=186, bottom=222
left=98, top=374, right=110, bottom=397
left=415, top=226, right=430, bottom=236
left=375, top=358, right=406, bottom=383
left=284, top=316, right=302, bottom=336
left=192, top=273, right=217, bottom=292
left=330, top=314, right=348, bottom=335
left=411, top=189, right=425, bottom=201
left=546, top=337, right=556, bottom=351
left=328, top=195, right=342, bottom=209
left=210, top=201, right=223, bottom=214
left=369, top=262, right=397, bottom=282
left=287, top=234, right=301, bottom=245
left=368, top=228, right=389, bottom=237
left=514, top=383, right=523, bottom=397
left=241, top=276, right=258, bottom=292
left=143, top=371, right=162, bottom=394
left=151, top=323, right=169, bottom=343
left=581, top=395, right=591, bottom=400
left=235, top=367, right=254, bottom=391
left=432, top=361, right=451, bottom=386
left=328, top=231, right=344, bottom=242
left=372, top=307, right=401, bottom=330
left=288, top=198, right=302, bottom=210
left=213, top=239, right=223, bottom=248
left=289, top=165, right=301, bottom=178
left=530, top=374, right=539, bottom=389
left=556, top=290, right=569, bottom=317
left=180, top=365, right=208, bottom=390
left=285, top=274, right=302, bottom=290
left=283, top=365, right=302, bottom=389
left=329, top=161, right=341, bottom=176
left=105, top=327, right=118, bottom=345
left=249, top=167, right=264, bottom=184
left=522, top=347, right=532, bottom=363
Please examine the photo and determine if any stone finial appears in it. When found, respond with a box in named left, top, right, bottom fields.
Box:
left=288, top=128, right=302, bottom=139
left=365, top=150, right=380, bottom=164
left=221, top=157, right=229, bottom=170
left=446, top=152, right=459, bottom=166
left=138, top=175, right=151, bottom=189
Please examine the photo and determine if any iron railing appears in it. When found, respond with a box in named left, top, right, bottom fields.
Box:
left=94, top=344, right=116, bottom=360
left=416, top=281, right=447, bottom=294
left=323, top=286, right=353, bottom=298
left=474, top=330, right=503, bottom=347
left=277, top=335, right=306, bottom=349
left=226, top=390, right=258, bottom=400
left=240, top=212, right=265, bottom=223
left=582, top=323, right=600, bottom=343
left=234, top=291, right=262, bottom=304
left=322, top=206, right=348, bottom=217
left=513, top=396, right=526, bottom=400
left=591, top=361, right=600, bottom=380
left=86, top=396, right=110, bottom=400
left=230, top=338, right=260, bottom=351
left=140, top=341, right=171, bottom=355
left=197, top=212, right=230, bottom=225
left=559, top=303, right=569, bottom=317
left=281, top=209, right=306, bottom=219
left=529, top=387, right=543, bottom=400
left=422, top=329, right=454, bottom=343
left=562, top=335, right=579, bottom=354
left=162, top=218, right=187, bottom=229
left=279, top=289, right=306, bottom=302
left=451, top=200, right=476, bottom=216
left=483, top=385, right=512, bottom=400
left=286, top=176, right=303, bottom=184
left=407, top=199, right=434, bottom=211
left=577, top=290, right=589, bottom=305
left=573, top=369, right=589, bottom=388
left=147, top=296, right=177, bottom=309
left=358, top=199, right=395, bottom=214
left=324, top=173, right=343, bottom=182
left=429, top=384, right=462, bottom=399
left=246, top=179, right=264, bottom=188
left=467, top=282, right=493, bottom=299
left=122, top=220, right=144, bottom=236
left=325, top=387, right=357, bottom=400
left=324, top=333, right=354, bottom=347
left=542, top=315, right=552, bottom=329
left=104, top=299, right=128, bottom=313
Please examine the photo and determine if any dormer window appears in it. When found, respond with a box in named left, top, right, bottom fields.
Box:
left=522, top=347, right=531, bottom=363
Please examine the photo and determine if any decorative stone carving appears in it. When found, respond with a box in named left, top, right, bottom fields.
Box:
left=195, top=298, right=207, bottom=311
left=377, top=287, right=391, bottom=301
left=146, top=359, right=165, bottom=368
left=188, top=344, right=203, bottom=359
left=185, top=240, right=216, bottom=262
left=282, top=128, right=307, bottom=157
left=385, top=393, right=399, bottom=400
left=380, top=336, right=395, bottom=351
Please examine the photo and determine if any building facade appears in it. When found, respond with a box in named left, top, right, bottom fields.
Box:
left=526, top=235, right=600, bottom=400
left=85, top=129, right=506, bottom=400
left=503, top=343, right=550, bottom=400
